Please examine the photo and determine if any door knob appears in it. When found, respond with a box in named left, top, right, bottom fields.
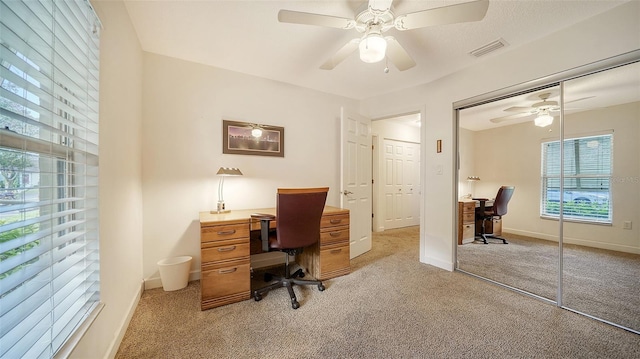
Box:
left=342, top=190, right=353, bottom=195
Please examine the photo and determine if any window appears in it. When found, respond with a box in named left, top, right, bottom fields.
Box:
left=0, top=0, right=101, bottom=357
left=541, top=134, right=613, bottom=224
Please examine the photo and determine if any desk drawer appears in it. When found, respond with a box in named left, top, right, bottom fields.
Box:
left=317, top=242, right=350, bottom=280
left=321, top=213, right=349, bottom=228
left=202, top=238, right=249, bottom=263
left=463, top=202, right=475, bottom=212
left=201, top=224, right=249, bottom=243
left=320, top=226, right=349, bottom=246
left=462, top=223, right=474, bottom=241
left=201, top=262, right=250, bottom=299
left=462, top=211, right=475, bottom=223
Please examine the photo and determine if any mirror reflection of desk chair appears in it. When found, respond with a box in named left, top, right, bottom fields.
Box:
left=474, top=186, right=515, bottom=244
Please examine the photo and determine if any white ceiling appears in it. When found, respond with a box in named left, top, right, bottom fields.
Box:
left=121, top=0, right=628, bottom=101
left=460, top=61, right=640, bottom=131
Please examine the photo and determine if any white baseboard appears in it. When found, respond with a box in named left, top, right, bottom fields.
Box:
left=505, top=228, right=640, bottom=254
left=105, top=280, right=144, bottom=359
left=422, top=255, right=454, bottom=271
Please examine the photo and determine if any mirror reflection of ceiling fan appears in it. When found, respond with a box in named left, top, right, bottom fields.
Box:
left=490, top=92, right=593, bottom=127
left=277, top=0, right=490, bottom=71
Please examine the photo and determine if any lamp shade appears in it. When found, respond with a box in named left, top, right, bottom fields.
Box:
left=216, top=167, right=243, bottom=176
left=359, top=34, right=387, bottom=63
left=214, top=167, right=242, bottom=213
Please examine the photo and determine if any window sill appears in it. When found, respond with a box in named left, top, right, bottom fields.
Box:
left=540, top=215, right=612, bottom=226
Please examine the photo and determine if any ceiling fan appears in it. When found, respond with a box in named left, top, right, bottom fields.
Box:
left=277, top=0, right=490, bottom=71
left=490, top=92, right=592, bottom=127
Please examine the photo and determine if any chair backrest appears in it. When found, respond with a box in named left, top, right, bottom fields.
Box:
left=492, top=186, right=515, bottom=216
left=275, top=187, right=329, bottom=249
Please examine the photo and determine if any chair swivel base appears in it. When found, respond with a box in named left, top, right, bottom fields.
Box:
left=254, top=268, right=325, bottom=309
left=478, top=234, right=508, bottom=244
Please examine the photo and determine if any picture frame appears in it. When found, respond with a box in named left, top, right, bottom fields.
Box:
left=222, top=120, right=284, bottom=157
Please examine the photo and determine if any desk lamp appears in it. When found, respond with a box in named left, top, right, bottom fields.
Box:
left=215, top=167, right=243, bottom=213
left=466, top=176, right=480, bottom=199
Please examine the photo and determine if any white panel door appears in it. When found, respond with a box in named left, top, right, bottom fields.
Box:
left=341, top=108, right=372, bottom=259
left=383, top=139, right=420, bottom=229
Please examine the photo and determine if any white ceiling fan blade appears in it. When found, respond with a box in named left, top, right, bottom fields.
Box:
left=385, top=36, right=416, bottom=71
left=320, top=39, right=360, bottom=70
left=369, top=0, right=394, bottom=12
left=394, top=0, right=489, bottom=30
left=490, top=112, right=534, bottom=124
left=278, top=10, right=355, bottom=29
left=504, top=106, right=533, bottom=113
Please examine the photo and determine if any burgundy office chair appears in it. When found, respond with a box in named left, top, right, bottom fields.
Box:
left=252, top=187, right=328, bottom=309
left=477, top=186, right=515, bottom=244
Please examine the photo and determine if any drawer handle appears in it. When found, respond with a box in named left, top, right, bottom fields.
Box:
left=217, top=246, right=236, bottom=252
left=218, top=268, right=237, bottom=274
left=329, top=232, right=341, bottom=237
left=217, top=229, right=236, bottom=236
left=330, top=248, right=342, bottom=254
left=330, top=219, right=342, bottom=224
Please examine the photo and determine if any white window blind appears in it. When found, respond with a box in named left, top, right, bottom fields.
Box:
left=0, top=0, right=101, bottom=358
left=541, top=134, right=613, bottom=223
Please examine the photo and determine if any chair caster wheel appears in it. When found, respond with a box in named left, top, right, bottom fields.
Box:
left=254, top=293, right=262, bottom=301
left=318, top=284, right=325, bottom=291
left=299, top=272, right=305, bottom=278
left=292, top=301, right=300, bottom=309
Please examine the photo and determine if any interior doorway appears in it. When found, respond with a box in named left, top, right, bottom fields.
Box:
left=371, top=113, right=422, bottom=232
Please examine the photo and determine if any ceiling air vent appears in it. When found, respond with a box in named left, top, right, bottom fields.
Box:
left=469, top=38, right=508, bottom=58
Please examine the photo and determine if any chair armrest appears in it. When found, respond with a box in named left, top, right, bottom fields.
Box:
left=251, top=214, right=276, bottom=252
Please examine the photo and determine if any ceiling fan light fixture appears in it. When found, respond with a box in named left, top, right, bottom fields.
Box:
left=534, top=111, right=554, bottom=127
left=359, top=33, right=387, bottom=63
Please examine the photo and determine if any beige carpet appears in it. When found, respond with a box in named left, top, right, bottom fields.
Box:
left=116, top=227, right=640, bottom=358
left=458, top=233, right=640, bottom=332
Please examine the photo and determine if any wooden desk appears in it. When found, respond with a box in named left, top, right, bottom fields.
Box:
left=458, top=199, right=501, bottom=244
left=458, top=200, right=476, bottom=245
left=198, top=206, right=350, bottom=310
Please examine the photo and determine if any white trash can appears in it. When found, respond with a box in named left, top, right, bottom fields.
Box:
left=157, top=256, right=192, bottom=291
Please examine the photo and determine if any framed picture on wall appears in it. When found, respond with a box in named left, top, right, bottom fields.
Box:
left=222, top=120, right=285, bottom=157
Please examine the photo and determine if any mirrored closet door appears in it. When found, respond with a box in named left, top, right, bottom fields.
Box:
left=456, top=55, right=640, bottom=333
left=457, top=85, right=561, bottom=302
left=561, top=62, right=640, bottom=333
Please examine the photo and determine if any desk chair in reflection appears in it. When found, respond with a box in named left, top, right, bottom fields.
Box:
left=252, top=187, right=328, bottom=309
left=477, top=186, right=515, bottom=244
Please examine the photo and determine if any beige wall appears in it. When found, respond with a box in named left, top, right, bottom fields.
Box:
left=71, top=1, right=144, bottom=358
left=71, top=1, right=640, bottom=358
left=467, top=102, right=639, bottom=253
left=360, top=1, right=640, bottom=270
left=458, top=127, right=476, bottom=198
left=140, top=53, right=358, bottom=285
